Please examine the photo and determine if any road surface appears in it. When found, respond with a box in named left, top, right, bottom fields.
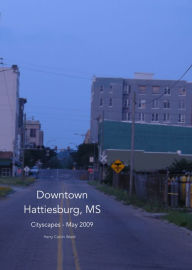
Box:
left=0, top=169, right=192, bottom=270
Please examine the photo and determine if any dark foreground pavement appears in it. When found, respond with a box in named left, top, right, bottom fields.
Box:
left=0, top=169, right=192, bottom=270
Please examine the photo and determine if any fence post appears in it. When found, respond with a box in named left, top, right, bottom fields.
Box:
left=112, top=171, right=119, bottom=188
left=170, top=176, right=179, bottom=208
left=190, top=176, right=192, bottom=208
left=185, top=174, right=191, bottom=208
left=180, top=174, right=187, bottom=204
left=164, top=169, right=169, bottom=206
left=175, top=176, right=179, bottom=207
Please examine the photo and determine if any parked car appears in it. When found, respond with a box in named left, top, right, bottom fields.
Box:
left=30, top=166, right=39, bottom=177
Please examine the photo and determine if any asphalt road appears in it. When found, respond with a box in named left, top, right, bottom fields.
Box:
left=0, top=169, right=192, bottom=270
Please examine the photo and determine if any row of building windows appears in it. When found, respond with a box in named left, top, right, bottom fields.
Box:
left=100, top=84, right=187, bottom=96
left=122, top=113, right=185, bottom=123
left=124, top=86, right=186, bottom=96
left=122, top=99, right=186, bottom=109
left=123, top=88, right=186, bottom=96
left=100, top=96, right=186, bottom=110
left=30, top=129, right=36, bottom=137
left=137, top=85, right=172, bottom=95
left=99, top=98, right=112, bottom=107
left=151, top=113, right=185, bottom=123
left=138, top=99, right=185, bottom=109
left=100, top=97, right=186, bottom=109
left=99, top=85, right=113, bottom=92
left=139, top=86, right=186, bottom=96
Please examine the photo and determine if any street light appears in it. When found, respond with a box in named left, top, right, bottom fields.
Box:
left=74, top=133, right=86, bottom=137
left=46, top=139, right=57, bottom=147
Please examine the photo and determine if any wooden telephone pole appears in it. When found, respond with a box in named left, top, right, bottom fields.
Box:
left=129, top=91, right=136, bottom=196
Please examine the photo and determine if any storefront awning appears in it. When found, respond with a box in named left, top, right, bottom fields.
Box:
left=0, top=159, right=12, bottom=166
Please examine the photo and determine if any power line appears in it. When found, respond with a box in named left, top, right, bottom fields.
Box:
left=18, top=65, right=91, bottom=80
left=5, top=60, right=92, bottom=75
left=3, top=59, right=93, bottom=80
left=145, top=64, right=192, bottom=105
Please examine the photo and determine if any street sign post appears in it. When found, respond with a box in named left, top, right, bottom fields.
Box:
left=111, top=160, right=125, bottom=174
left=89, top=156, right=94, bottom=163
left=100, top=153, right=107, bottom=165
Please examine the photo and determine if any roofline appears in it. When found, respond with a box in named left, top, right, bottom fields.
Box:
left=105, top=149, right=192, bottom=157
left=102, top=119, right=192, bottom=129
left=92, top=76, right=189, bottom=83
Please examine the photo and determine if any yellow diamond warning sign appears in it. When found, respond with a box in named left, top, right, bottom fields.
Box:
left=111, top=160, right=125, bottom=174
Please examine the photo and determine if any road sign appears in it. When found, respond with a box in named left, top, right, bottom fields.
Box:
left=100, top=153, right=107, bottom=164
left=89, top=156, right=94, bottom=163
left=88, top=168, right=94, bottom=174
left=111, top=160, right=125, bottom=174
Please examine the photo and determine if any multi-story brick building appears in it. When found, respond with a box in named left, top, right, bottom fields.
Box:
left=90, top=73, right=192, bottom=142
left=25, top=119, right=44, bottom=148
left=0, top=65, right=26, bottom=176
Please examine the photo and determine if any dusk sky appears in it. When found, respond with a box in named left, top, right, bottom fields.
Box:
left=1, top=0, right=191, bottom=148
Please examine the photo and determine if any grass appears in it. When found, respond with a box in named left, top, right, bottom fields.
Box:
left=0, top=186, right=13, bottom=198
left=89, top=181, right=166, bottom=213
left=163, top=211, right=192, bottom=230
left=89, top=181, right=192, bottom=230
left=0, top=177, right=36, bottom=186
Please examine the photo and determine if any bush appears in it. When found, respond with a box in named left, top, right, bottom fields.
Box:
left=0, top=177, right=36, bottom=186
left=168, top=159, right=192, bottom=174
left=0, top=186, right=13, bottom=197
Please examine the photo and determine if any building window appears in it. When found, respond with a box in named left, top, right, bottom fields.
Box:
left=152, top=99, right=159, bottom=109
left=0, top=168, right=11, bottom=177
left=123, top=99, right=129, bottom=107
left=138, top=99, right=146, bottom=109
left=178, top=88, right=186, bottom=96
left=178, top=114, right=185, bottom=123
left=138, top=85, right=146, bottom=94
left=152, top=113, right=159, bottom=122
left=30, top=129, right=36, bottom=137
left=109, top=98, right=112, bottom=107
left=109, top=85, right=113, bottom=94
left=164, top=87, right=171, bottom=95
left=152, top=86, right=160, bottom=94
left=163, top=113, right=170, bottom=122
left=99, top=98, right=103, bottom=106
left=163, top=100, right=170, bottom=108
left=178, top=100, right=185, bottom=109
left=122, top=111, right=131, bottom=121
left=124, top=84, right=131, bottom=94
left=100, top=85, right=104, bottom=92
left=139, top=112, right=145, bottom=121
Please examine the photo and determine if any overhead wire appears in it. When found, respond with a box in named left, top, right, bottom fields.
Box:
left=144, top=64, right=192, bottom=105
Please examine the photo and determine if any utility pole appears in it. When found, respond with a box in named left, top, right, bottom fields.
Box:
left=129, top=91, right=136, bottom=196
left=22, top=114, right=26, bottom=176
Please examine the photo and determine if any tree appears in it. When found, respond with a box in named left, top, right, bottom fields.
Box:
left=24, top=147, right=57, bottom=168
left=71, top=143, right=98, bottom=169
left=168, top=158, right=192, bottom=174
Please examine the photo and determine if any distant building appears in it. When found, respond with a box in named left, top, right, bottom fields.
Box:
left=90, top=73, right=192, bottom=142
left=0, top=65, right=25, bottom=176
left=25, top=119, right=44, bottom=148
left=84, top=130, right=90, bottom=144
left=19, top=98, right=27, bottom=149
left=99, top=120, right=192, bottom=171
